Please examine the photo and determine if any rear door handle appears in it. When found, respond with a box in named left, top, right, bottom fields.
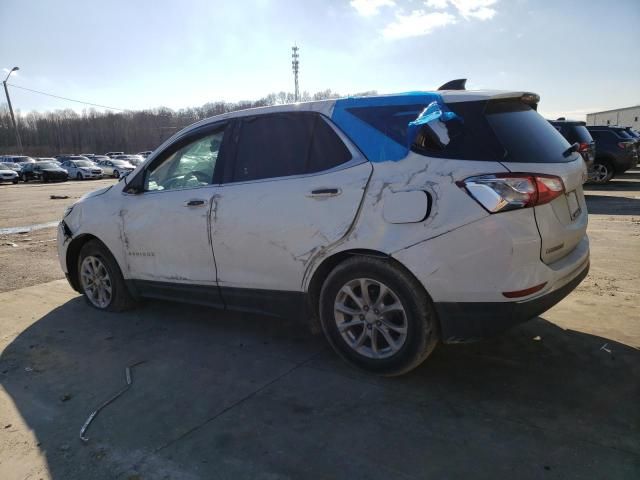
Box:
left=184, top=199, right=207, bottom=207
left=307, top=188, right=341, bottom=198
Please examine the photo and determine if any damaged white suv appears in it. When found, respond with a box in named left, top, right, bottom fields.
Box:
left=58, top=80, right=589, bottom=375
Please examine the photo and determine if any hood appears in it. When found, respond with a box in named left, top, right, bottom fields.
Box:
left=79, top=185, right=113, bottom=202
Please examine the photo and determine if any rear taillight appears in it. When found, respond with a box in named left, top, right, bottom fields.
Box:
left=577, top=142, right=590, bottom=152
left=617, top=142, right=627, bottom=149
left=457, top=173, right=565, bottom=213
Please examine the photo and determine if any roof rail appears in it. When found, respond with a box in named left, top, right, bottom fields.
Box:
left=438, top=79, right=467, bottom=91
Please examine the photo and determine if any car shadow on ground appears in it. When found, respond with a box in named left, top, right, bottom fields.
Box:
left=1, top=298, right=639, bottom=479
left=584, top=194, right=640, bottom=215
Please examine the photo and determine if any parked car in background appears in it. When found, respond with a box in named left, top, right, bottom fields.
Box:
left=105, top=151, right=124, bottom=158
left=113, top=154, right=144, bottom=166
left=586, top=126, right=637, bottom=183
left=0, top=166, right=19, bottom=184
left=549, top=119, right=595, bottom=180
left=20, top=161, right=69, bottom=182
left=96, top=158, right=135, bottom=178
left=137, top=151, right=153, bottom=158
left=0, top=155, right=36, bottom=165
left=59, top=157, right=104, bottom=180
left=36, top=157, right=62, bottom=165
left=58, top=86, right=590, bottom=375
left=90, top=155, right=110, bottom=163
left=0, top=162, right=23, bottom=173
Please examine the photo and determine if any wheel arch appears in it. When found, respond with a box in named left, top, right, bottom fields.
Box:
left=65, top=234, right=113, bottom=292
left=305, top=248, right=439, bottom=334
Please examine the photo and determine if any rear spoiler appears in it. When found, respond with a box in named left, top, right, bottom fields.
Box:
left=438, top=79, right=467, bottom=90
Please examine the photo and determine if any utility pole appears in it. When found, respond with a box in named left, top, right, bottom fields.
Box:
left=2, top=66, right=23, bottom=153
left=291, top=45, right=300, bottom=102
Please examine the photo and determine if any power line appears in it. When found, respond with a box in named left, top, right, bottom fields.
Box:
left=6, top=83, right=127, bottom=111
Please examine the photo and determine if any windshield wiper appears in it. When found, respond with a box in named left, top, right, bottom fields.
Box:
left=563, top=142, right=580, bottom=158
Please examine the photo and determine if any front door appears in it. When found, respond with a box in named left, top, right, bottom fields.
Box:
left=121, top=123, right=230, bottom=304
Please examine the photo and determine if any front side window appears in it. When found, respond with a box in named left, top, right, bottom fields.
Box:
left=231, top=113, right=352, bottom=182
left=145, top=130, right=224, bottom=191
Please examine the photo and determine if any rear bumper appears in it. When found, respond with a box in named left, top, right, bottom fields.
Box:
left=435, top=260, right=589, bottom=343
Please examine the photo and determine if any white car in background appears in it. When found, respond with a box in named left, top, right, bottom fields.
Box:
left=97, top=159, right=136, bottom=178
left=57, top=81, right=590, bottom=376
left=0, top=167, right=19, bottom=184
left=59, top=156, right=104, bottom=180
left=113, top=154, right=145, bottom=167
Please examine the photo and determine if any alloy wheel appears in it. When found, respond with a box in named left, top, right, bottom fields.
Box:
left=80, top=255, right=113, bottom=308
left=591, top=163, right=610, bottom=183
left=334, top=278, right=408, bottom=359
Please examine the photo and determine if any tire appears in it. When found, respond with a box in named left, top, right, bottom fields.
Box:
left=77, top=240, right=136, bottom=312
left=76, top=172, right=83, bottom=180
left=319, top=256, right=439, bottom=376
left=114, top=170, right=120, bottom=178
left=12, top=179, right=18, bottom=184
left=22, top=174, right=28, bottom=183
left=590, top=160, right=614, bottom=184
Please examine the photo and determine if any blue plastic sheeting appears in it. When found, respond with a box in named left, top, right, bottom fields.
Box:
left=406, top=101, right=460, bottom=149
left=332, top=93, right=448, bottom=162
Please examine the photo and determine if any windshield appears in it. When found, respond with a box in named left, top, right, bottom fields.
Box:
left=37, top=162, right=59, bottom=169
left=73, top=160, right=94, bottom=167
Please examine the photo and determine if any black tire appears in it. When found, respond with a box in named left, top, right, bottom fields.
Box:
left=22, top=174, right=28, bottom=183
left=12, top=179, right=18, bottom=184
left=77, top=240, right=136, bottom=312
left=590, top=159, right=614, bottom=184
left=76, top=172, right=82, bottom=180
left=114, top=170, right=120, bottom=178
left=319, top=256, right=439, bottom=376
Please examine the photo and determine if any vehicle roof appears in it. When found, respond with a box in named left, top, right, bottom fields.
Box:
left=549, top=119, right=587, bottom=126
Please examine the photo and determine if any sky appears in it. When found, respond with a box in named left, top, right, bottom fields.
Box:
left=1, top=0, right=639, bottom=120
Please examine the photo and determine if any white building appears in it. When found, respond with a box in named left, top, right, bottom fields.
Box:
left=586, top=106, right=640, bottom=129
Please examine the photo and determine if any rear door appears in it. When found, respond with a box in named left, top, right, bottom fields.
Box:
left=485, top=100, right=588, bottom=264
left=211, top=112, right=372, bottom=297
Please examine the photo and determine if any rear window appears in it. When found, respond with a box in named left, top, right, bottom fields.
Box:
left=412, top=100, right=572, bottom=163
left=484, top=100, right=572, bottom=163
left=556, top=125, right=593, bottom=144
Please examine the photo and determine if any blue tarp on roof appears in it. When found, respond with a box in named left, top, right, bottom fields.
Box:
left=331, top=92, right=444, bottom=162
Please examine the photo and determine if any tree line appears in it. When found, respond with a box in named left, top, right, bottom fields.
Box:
left=0, top=89, right=376, bottom=156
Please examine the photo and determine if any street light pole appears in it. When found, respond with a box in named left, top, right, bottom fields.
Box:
left=3, top=66, right=23, bottom=153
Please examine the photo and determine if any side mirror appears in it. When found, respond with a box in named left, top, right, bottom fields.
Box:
left=124, top=171, right=145, bottom=194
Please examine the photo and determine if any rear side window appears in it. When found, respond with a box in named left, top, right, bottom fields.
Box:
left=231, top=113, right=352, bottom=182
left=564, top=125, right=593, bottom=144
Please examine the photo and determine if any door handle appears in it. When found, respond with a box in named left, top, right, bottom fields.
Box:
left=307, top=188, right=341, bottom=198
left=184, top=199, right=207, bottom=207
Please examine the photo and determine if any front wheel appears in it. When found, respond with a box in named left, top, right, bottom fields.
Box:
left=76, top=172, right=83, bottom=180
left=77, top=240, right=136, bottom=312
left=590, top=160, right=614, bottom=184
left=22, top=174, right=28, bottom=183
left=319, top=256, right=438, bottom=376
left=113, top=170, right=120, bottom=178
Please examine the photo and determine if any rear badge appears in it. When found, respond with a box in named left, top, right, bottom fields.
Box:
left=546, top=243, right=565, bottom=255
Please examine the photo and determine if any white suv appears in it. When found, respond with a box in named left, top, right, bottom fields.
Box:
left=57, top=84, right=589, bottom=375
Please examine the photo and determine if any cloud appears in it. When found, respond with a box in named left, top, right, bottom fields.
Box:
left=449, top=0, right=498, bottom=20
left=350, top=0, right=396, bottom=17
left=425, top=0, right=449, bottom=8
left=382, top=10, right=457, bottom=39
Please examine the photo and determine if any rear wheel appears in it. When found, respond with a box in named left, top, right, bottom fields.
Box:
left=77, top=240, right=136, bottom=312
left=590, top=160, right=614, bottom=184
left=22, top=174, right=28, bottom=183
left=319, top=256, right=438, bottom=376
left=76, top=172, right=83, bottom=180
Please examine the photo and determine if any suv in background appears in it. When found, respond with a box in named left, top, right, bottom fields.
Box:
left=549, top=119, right=595, bottom=180
left=1, top=155, right=36, bottom=165
left=58, top=85, right=590, bottom=376
left=105, top=151, right=124, bottom=158
left=586, top=126, right=637, bottom=183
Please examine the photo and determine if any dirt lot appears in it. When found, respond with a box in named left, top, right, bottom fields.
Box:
left=0, top=172, right=638, bottom=479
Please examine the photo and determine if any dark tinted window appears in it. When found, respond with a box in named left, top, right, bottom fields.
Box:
left=554, top=124, right=593, bottom=144
left=485, top=100, right=571, bottom=163
left=589, top=130, right=616, bottom=141
left=232, top=113, right=351, bottom=182
left=346, top=104, right=425, bottom=146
